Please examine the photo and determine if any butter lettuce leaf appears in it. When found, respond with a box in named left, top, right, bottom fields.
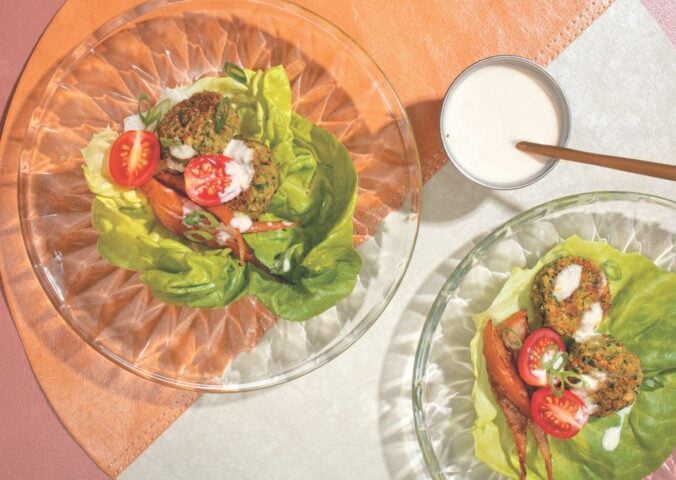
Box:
left=471, top=236, right=676, bottom=479
left=84, top=66, right=360, bottom=320
left=246, top=113, right=361, bottom=320
left=82, top=128, right=147, bottom=209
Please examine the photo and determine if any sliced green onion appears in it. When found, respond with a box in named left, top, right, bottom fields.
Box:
left=184, top=229, right=214, bottom=243
left=213, top=97, right=231, bottom=133
left=539, top=344, right=562, bottom=370
left=642, top=376, right=664, bottom=391
left=137, top=93, right=153, bottom=126
left=501, top=327, right=523, bottom=350
left=183, top=211, right=220, bottom=229
left=548, top=373, right=566, bottom=398
left=223, top=62, right=247, bottom=83
left=560, top=371, right=586, bottom=388
left=137, top=94, right=171, bottom=128
left=602, top=260, right=622, bottom=281
left=160, top=136, right=182, bottom=148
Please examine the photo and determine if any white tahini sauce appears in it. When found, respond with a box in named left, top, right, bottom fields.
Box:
left=167, top=158, right=186, bottom=173
left=553, top=264, right=583, bottom=302
left=230, top=212, right=252, bottom=233
left=170, top=144, right=196, bottom=160
left=574, top=302, right=603, bottom=342
left=214, top=225, right=232, bottom=246
left=602, top=405, right=633, bottom=452
left=441, top=64, right=561, bottom=186
left=572, top=389, right=598, bottom=416
left=219, top=139, right=255, bottom=203
left=181, top=199, right=201, bottom=219
left=531, top=348, right=557, bottom=384
left=571, top=369, right=607, bottom=415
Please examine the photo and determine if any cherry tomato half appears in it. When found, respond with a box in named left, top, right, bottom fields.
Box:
left=184, top=154, right=234, bottom=207
left=517, top=328, right=566, bottom=387
left=530, top=388, right=589, bottom=439
left=109, top=130, right=160, bottom=187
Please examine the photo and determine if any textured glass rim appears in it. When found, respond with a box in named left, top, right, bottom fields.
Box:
left=411, top=191, right=676, bottom=478
left=16, top=0, right=422, bottom=393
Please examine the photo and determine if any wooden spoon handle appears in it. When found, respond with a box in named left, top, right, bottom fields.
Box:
left=516, top=141, right=676, bottom=181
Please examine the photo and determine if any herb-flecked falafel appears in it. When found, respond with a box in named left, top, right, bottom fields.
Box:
left=568, top=334, right=643, bottom=417
left=157, top=91, right=240, bottom=164
left=224, top=138, right=279, bottom=220
left=531, top=256, right=611, bottom=337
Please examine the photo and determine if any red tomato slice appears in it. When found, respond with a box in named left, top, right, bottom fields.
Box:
left=109, top=130, right=160, bottom=187
left=184, top=154, right=235, bottom=207
left=517, top=328, right=566, bottom=387
left=531, top=388, right=589, bottom=439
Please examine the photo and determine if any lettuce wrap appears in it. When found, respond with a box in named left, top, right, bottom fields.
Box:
left=470, top=236, right=676, bottom=479
left=82, top=66, right=361, bottom=320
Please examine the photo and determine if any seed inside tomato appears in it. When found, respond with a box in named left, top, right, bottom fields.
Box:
left=108, top=130, right=160, bottom=187
left=517, top=328, right=566, bottom=387
left=184, top=154, right=234, bottom=207
left=530, top=388, right=589, bottom=439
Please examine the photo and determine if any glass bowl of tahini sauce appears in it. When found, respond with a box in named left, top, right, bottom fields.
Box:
left=440, top=55, right=571, bottom=189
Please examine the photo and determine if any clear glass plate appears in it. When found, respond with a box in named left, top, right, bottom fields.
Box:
left=18, top=0, right=421, bottom=392
left=412, top=192, right=675, bottom=479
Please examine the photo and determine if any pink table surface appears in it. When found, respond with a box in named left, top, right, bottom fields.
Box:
left=0, top=1, right=672, bottom=479
left=0, top=2, right=107, bottom=479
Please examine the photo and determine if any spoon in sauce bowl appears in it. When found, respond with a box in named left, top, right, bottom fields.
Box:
left=440, top=55, right=571, bottom=189
left=516, top=142, right=676, bottom=182
left=441, top=55, right=675, bottom=188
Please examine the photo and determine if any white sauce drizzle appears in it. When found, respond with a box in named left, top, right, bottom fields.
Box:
left=602, top=405, right=633, bottom=452
left=531, top=348, right=556, bottom=384
left=169, top=144, right=196, bottom=160
left=572, top=389, right=598, bottom=415
left=553, top=264, right=582, bottom=302
left=215, top=224, right=230, bottom=247
left=571, top=369, right=607, bottom=415
left=230, top=212, right=252, bottom=233
left=181, top=199, right=201, bottom=219
left=218, top=139, right=255, bottom=203
left=574, top=302, right=603, bottom=342
left=166, top=158, right=186, bottom=173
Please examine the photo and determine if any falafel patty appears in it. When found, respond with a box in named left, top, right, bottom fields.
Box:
left=568, top=334, right=643, bottom=417
left=225, top=138, right=279, bottom=220
left=157, top=91, right=240, bottom=164
left=531, top=256, right=611, bottom=337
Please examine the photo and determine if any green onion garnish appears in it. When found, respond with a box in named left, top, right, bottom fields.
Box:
left=183, top=211, right=220, bottom=229
left=137, top=93, right=170, bottom=129
left=602, top=260, right=622, bottom=281
left=536, top=344, right=588, bottom=397
left=213, top=96, right=231, bottom=133
left=223, top=62, right=247, bottom=83
left=501, top=327, right=523, bottom=350
left=539, top=344, right=564, bottom=370
left=642, top=377, right=664, bottom=391
left=160, top=137, right=182, bottom=148
left=137, top=93, right=153, bottom=126
left=184, top=230, right=215, bottom=243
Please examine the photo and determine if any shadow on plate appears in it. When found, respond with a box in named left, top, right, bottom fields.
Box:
left=376, top=237, right=476, bottom=479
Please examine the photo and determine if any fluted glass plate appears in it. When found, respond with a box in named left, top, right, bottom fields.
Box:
left=18, top=0, right=421, bottom=392
left=412, top=192, right=675, bottom=479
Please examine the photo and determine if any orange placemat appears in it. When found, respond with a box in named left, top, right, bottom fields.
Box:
left=0, top=0, right=612, bottom=477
